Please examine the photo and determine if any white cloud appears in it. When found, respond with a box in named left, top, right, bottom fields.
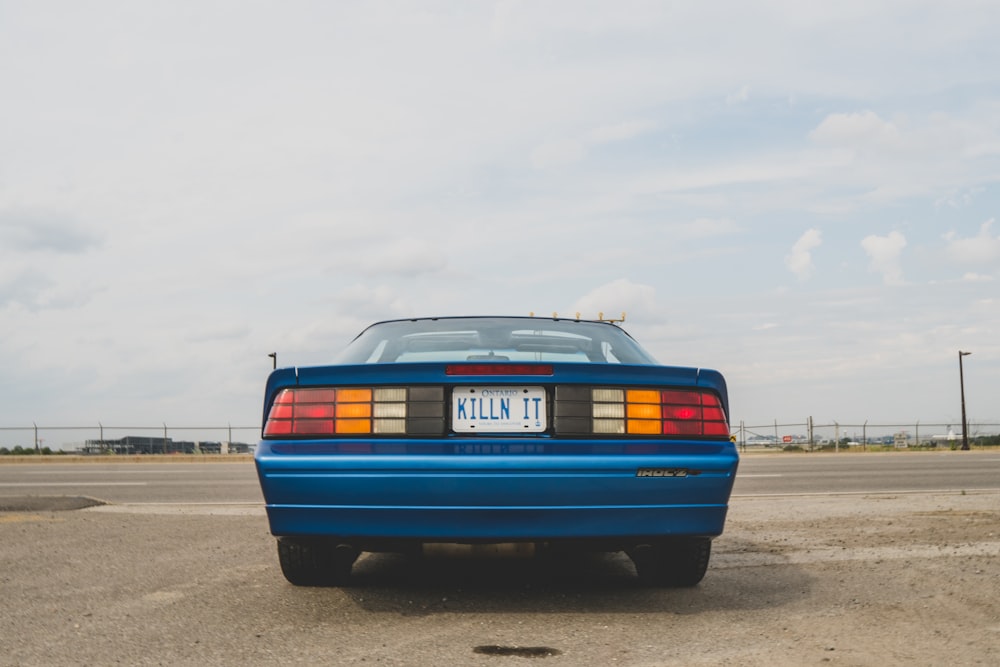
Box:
left=529, top=139, right=587, bottom=169
left=350, top=240, right=449, bottom=278
left=785, top=229, right=822, bottom=280
left=184, top=324, right=252, bottom=343
left=3, top=2, right=1000, bottom=441
left=861, top=231, right=907, bottom=285
left=638, top=158, right=809, bottom=195
left=803, top=108, right=1000, bottom=210
left=329, top=284, right=412, bottom=322
left=675, top=217, right=740, bottom=239
left=0, top=267, right=52, bottom=310
left=571, top=279, right=658, bottom=323
left=809, top=110, right=902, bottom=151
left=531, top=119, right=654, bottom=168
left=0, top=210, right=102, bottom=254
left=934, top=187, right=982, bottom=209
left=587, top=120, right=655, bottom=145
left=726, top=85, right=750, bottom=105
left=945, top=219, right=1000, bottom=265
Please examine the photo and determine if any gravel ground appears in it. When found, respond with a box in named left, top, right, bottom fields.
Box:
left=0, top=490, right=997, bottom=666
left=711, top=491, right=999, bottom=665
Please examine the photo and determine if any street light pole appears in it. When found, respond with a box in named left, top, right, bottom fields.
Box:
left=959, top=350, right=972, bottom=451
left=268, top=352, right=277, bottom=370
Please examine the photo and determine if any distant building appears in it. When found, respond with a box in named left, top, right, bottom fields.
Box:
left=745, top=435, right=778, bottom=447
left=81, top=436, right=252, bottom=455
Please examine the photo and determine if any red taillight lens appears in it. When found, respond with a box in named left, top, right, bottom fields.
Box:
left=446, top=364, right=553, bottom=376
left=592, top=387, right=729, bottom=438
left=662, top=389, right=729, bottom=436
left=263, top=387, right=405, bottom=437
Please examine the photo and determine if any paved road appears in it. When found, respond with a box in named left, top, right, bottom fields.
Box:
left=0, top=459, right=263, bottom=504
left=1, top=451, right=998, bottom=505
left=1, top=452, right=998, bottom=666
left=732, top=450, right=1000, bottom=495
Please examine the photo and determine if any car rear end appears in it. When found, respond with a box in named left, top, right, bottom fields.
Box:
left=255, top=317, right=738, bottom=586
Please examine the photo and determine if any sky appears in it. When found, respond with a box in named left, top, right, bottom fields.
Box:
left=2, top=1, right=999, bottom=448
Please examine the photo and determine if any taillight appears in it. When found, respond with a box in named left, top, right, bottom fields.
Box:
left=446, top=364, right=553, bottom=376
left=591, top=388, right=729, bottom=437
left=264, top=387, right=410, bottom=436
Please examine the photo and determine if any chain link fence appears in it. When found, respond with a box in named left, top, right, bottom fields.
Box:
left=0, top=424, right=260, bottom=454
left=3, top=420, right=999, bottom=454
left=734, top=419, right=1000, bottom=451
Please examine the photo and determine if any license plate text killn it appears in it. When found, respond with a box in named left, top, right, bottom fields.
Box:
left=451, top=386, right=546, bottom=433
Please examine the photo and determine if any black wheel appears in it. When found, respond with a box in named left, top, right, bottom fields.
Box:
left=628, top=537, right=711, bottom=587
left=277, top=538, right=359, bottom=587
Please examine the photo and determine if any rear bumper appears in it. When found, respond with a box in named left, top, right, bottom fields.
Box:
left=255, top=440, right=739, bottom=542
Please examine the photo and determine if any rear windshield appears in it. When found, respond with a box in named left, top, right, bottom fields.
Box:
left=334, top=317, right=658, bottom=365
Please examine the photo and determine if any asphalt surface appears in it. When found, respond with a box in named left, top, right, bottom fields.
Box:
left=1, top=450, right=998, bottom=506
left=1, top=451, right=998, bottom=666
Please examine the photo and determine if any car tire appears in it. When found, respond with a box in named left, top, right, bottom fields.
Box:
left=628, top=537, right=711, bottom=587
left=277, top=538, right=359, bottom=587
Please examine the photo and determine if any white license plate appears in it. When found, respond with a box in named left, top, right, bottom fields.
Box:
left=452, top=386, right=546, bottom=433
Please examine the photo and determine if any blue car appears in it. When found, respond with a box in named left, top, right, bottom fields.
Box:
left=255, top=316, right=738, bottom=587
